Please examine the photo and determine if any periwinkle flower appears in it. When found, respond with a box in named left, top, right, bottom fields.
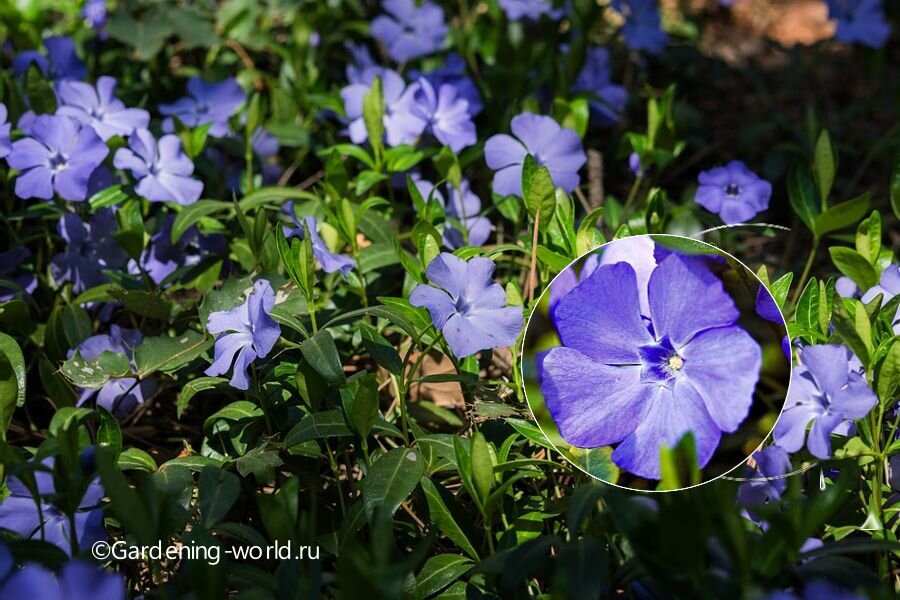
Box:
left=0, top=103, right=10, bottom=158
left=409, top=78, right=476, bottom=152
left=13, top=36, right=87, bottom=81
left=56, top=76, right=150, bottom=141
left=410, top=253, right=523, bottom=358
left=114, top=129, right=203, bottom=205
left=836, top=276, right=859, bottom=298
left=826, top=0, right=890, bottom=48
left=0, top=248, right=38, bottom=302
left=284, top=211, right=356, bottom=276
left=205, top=280, right=282, bottom=390
left=410, top=54, right=483, bottom=116
left=860, top=264, right=899, bottom=334
left=629, top=152, right=643, bottom=177
left=484, top=112, right=586, bottom=197
left=50, top=210, right=128, bottom=293
left=694, top=160, right=772, bottom=224
left=340, top=68, right=425, bottom=146
left=346, top=43, right=378, bottom=84
left=80, top=377, right=156, bottom=418
left=7, top=115, right=109, bottom=202
left=159, top=77, right=246, bottom=138
left=130, top=215, right=225, bottom=285
left=611, top=0, right=668, bottom=55
left=82, top=0, right=108, bottom=31
left=572, top=47, right=627, bottom=125
left=413, top=179, right=492, bottom=249
left=498, top=0, right=564, bottom=21
left=0, top=558, right=125, bottom=599
left=0, top=458, right=105, bottom=554
left=73, top=324, right=142, bottom=366
left=541, top=246, right=761, bottom=480
left=773, top=345, right=877, bottom=459
left=737, top=445, right=791, bottom=511
left=370, top=0, right=448, bottom=63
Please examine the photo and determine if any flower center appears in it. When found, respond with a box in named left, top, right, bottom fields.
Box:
left=724, top=183, right=741, bottom=197
left=637, top=335, right=686, bottom=384
left=454, top=296, right=471, bottom=314
left=48, top=152, right=67, bottom=171
left=668, top=354, right=684, bottom=371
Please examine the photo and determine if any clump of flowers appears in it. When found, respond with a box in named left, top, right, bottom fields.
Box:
left=370, top=0, right=448, bottom=63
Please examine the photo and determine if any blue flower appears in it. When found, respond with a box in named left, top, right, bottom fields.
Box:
left=370, top=0, right=448, bottom=62
left=410, top=54, right=483, bottom=116
left=498, top=0, right=564, bottom=21
left=827, top=0, right=890, bottom=48
left=409, top=78, right=477, bottom=152
left=159, top=77, right=246, bottom=138
left=130, top=215, right=226, bottom=285
left=484, top=112, right=587, bottom=197
left=612, top=0, right=668, bottom=54
left=0, top=248, right=37, bottom=302
left=541, top=241, right=761, bottom=479
left=205, top=279, right=282, bottom=390
left=773, top=344, right=877, bottom=459
left=695, top=160, right=772, bottom=224
left=0, top=554, right=125, bottom=599
left=0, top=103, right=10, bottom=158
left=737, top=445, right=791, bottom=513
left=410, top=253, right=523, bottom=358
left=345, top=43, right=378, bottom=84
left=572, top=47, right=627, bottom=125
left=82, top=0, right=108, bottom=31
left=860, top=264, right=899, bottom=334
left=284, top=210, right=356, bottom=276
left=7, top=115, right=109, bottom=202
left=13, top=36, right=87, bottom=81
left=340, top=68, right=426, bottom=147
left=56, top=76, right=150, bottom=141
left=412, top=178, right=492, bottom=249
left=114, top=129, right=203, bottom=205
left=50, top=210, right=128, bottom=293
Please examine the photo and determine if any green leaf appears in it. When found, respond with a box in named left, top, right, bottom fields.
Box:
left=890, top=155, right=900, bottom=222
left=788, top=165, right=819, bottom=232
left=877, top=341, right=900, bottom=404
left=88, top=184, right=129, bottom=209
left=284, top=410, right=351, bottom=446
left=521, top=154, right=556, bottom=226
left=362, top=447, right=425, bottom=518
left=25, top=64, right=56, bottom=114
left=813, top=193, right=870, bottom=237
left=235, top=447, right=283, bottom=479
left=108, top=288, right=173, bottom=320
left=341, top=372, right=379, bottom=441
left=61, top=350, right=131, bottom=389
left=117, top=447, right=157, bottom=472
left=813, top=129, right=836, bottom=205
left=769, top=272, right=794, bottom=310
left=470, top=432, right=493, bottom=505
left=565, top=446, right=619, bottom=483
left=177, top=377, right=228, bottom=418
left=855, top=211, right=881, bottom=264
left=657, top=432, right=701, bottom=491
left=831, top=299, right=872, bottom=367
left=416, top=555, right=473, bottom=599
left=0, top=333, right=26, bottom=440
left=421, top=477, right=479, bottom=559
left=299, top=330, right=346, bottom=385
left=576, top=207, right=605, bottom=256
left=359, top=323, right=403, bottom=375
left=171, top=200, right=231, bottom=242
left=96, top=407, right=123, bottom=454
left=795, top=277, right=821, bottom=334
left=134, top=330, right=212, bottom=378
left=363, top=75, right=385, bottom=158
left=829, top=246, right=879, bottom=290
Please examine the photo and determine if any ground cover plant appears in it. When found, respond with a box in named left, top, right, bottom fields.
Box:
left=0, top=0, right=899, bottom=598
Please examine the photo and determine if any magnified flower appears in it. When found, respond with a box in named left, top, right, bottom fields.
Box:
left=498, top=0, right=564, bottom=21
left=12, top=36, right=87, bottom=81
left=611, top=0, right=668, bottom=55
left=159, top=77, right=246, bottom=138
left=826, top=0, right=890, bottom=48
left=370, top=0, right=448, bottom=63
left=340, top=67, right=426, bottom=147
left=0, top=103, right=10, bottom=158
left=0, top=559, right=126, bottom=600
left=205, top=279, right=282, bottom=390
left=755, top=285, right=790, bottom=358
left=284, top=211, right=356, bottom=276
left=484, top=112, right=586, bottom=197
left=410, top=253, right=522, bottom=358
left=572, top=47, right=627, bottom=125
left=409, top=78, right=476, bottom=152
left=541, top=248, right=761, bottom=479
left=57, top=76, right=150, bottom=141
left=695, top=161, right=772, bottom=224
left=0, top=458, right=105, bottom=554
left=773, top=344, right=877, bottom=459
left=410, top=54, right=483, bottom=116
left=860, top=264, right=899, bottom=334
left=0, top=248, right=37, bottom=302
left=50, top=210, right=128, bottom=293
left=114, top=129, right=203, bottom=205
left=7, top=115, right=109, bottom=202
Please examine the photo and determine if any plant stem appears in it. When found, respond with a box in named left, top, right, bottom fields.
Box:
left=789, top=237, right=820, bottom=309
left=527, top=211, right=540, bottom=305
left=621, top=175, right=644, bottom=221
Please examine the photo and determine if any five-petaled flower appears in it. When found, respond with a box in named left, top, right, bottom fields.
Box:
left=340, top=68, right=425, bottom=147
left=114, top=129, right=203, bottom=205
left=484, top=112, right=586, bottom=198
left=370, top=0, right=448, bottom=63
left=57, top=76, right=150, bottom=141
left=159, top=77, right=246, bottom=138
left=773, top=344, right=877, bottom=459
left=285, top=211, right=357, bottom=277
left=50, top=210, right=128, bottom=293
left=410, top=54, right=483, bottom=116
left=409, top=77, right=477, bottom=152
left=541, top=241, right=761, bottom=479
left=12, top=36, right=87, bottom=81
left=413, top=178, right=492, bottom=249
left=694, top=160, right=772, bottom=225
left=205, top=279, right=282, bottom=390
left=612, top=0, right=668, bottom=54
left=572, top=47, right=628, bottom=125
left=7, top=114, right=109, bottom=202
left=826, top=0, right=890, bottom=48
left=410, top=253, right=523, bottom=358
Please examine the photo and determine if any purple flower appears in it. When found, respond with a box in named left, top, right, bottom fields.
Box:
left=572, top=47, right=628, bottom=125
left=285, top=211, right=356, bottom=276
left=0, top=559, right=125, bottom=599
left=205, top=279, right=282, bottom=390
left=773, top=345, right=877, bottom=459
left=695, top=161, right=772, bottom=224
left=346, top=43, right=378, bottom=84
left=409, top=78, right=477, bottom=152
left=827, top=0, right=890, bottom=48
left=628, top=152, right=643, bottom=177
left=130, top=215, right=225, bottom=285
left=413, top=178, right=492, bottom=248
left=12, top=36, right=87, bottom=81
left=0, top=458, right=105, bottom=554
left=0, top=248, right=37, bottom=302
left=114, top=129, right=203, bottom=205
left=860, top=264, right=900, bottom=334
left=83, top=0, right=108, bottom=31
left=410, top=54, right=483, bottom=116
left=73, top=324, right=142, bottom=365
left=737, top=445, right=791, bottom=510
left=0, top=103, right=10, bottom=158
left=7, top=115, right=109, bottom=202
left=370, top=0, right=448, bottom=63
left=159, top=77, right=246, bottom=138
left=836, top=276, right=859, bottom=298
left=541, top=246, right=761, bottom=479
left=484, top=112, right=586, bottom=197
left=498, top=0, right=564, bottom=21
left=50, top=210, right=128, bottom=293
left=56, top=76, right=150, bottom=141
left=612, top=0, right=668, bottom=54
left=340, top=68, right=425, bottom=147
left=79, top=378, right=156, bottom=419
left=410, top=253, right=523, bottom=358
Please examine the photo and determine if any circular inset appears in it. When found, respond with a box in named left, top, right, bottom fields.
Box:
left=521, top=234, right=791, bottom=491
